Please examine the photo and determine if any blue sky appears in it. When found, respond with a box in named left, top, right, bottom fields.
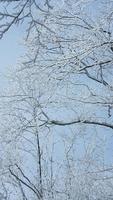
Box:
left=0, top=24, right=25, bottom=92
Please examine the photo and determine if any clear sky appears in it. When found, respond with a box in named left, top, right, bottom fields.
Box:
left=0, top=24, right=25, bottom=93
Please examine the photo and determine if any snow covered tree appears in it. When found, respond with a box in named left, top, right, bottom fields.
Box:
left=0, top=0, right=113, bottom=199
